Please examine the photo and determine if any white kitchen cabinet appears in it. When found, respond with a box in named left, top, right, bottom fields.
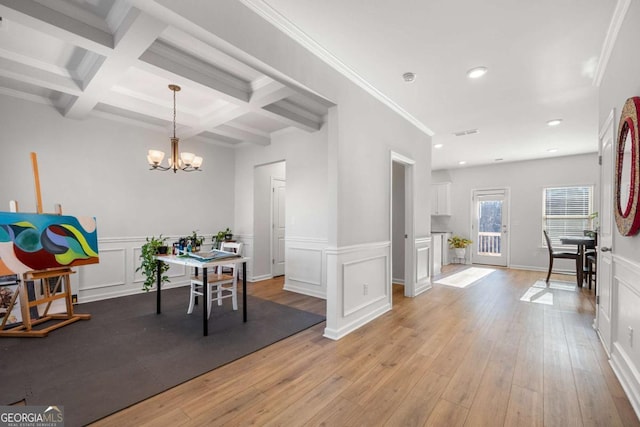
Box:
left=431, top=182, right=451, bottom=216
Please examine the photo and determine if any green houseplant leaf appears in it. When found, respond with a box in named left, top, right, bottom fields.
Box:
left=136, top=235, right=170, bottom=292
left=447, top=235, right=473, bottom=249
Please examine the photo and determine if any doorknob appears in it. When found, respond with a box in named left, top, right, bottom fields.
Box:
left=601, top=247, right=612, bottom=252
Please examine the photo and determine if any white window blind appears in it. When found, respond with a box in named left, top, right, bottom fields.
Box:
left=543, top=186, right=593, bottom=247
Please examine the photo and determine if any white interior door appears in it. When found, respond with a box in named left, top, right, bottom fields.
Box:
left=471, top=189, right=509, bottom=266
left=596, top=111, right=615, bottom=354
left=272, top=178, right=286, bottom=277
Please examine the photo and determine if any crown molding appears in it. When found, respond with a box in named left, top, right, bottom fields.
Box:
left=593, top=0, right=631, bottom=87
left=238, top=0, right=434, bottom=136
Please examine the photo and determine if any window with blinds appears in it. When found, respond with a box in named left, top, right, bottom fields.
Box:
left=543, top=186, right=593, bottom=247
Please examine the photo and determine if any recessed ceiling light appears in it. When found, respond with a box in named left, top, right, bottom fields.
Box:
left=459, top=161, right=467, bottom=165
left=547, top=119, right=563, bottom=126
left=547, top=148, right=558, bottom=153
left=434, top=144, right=444, bottom=149
left=402, top=72, right=416, bottom=83
left=467, top=66, right=488, bottom=79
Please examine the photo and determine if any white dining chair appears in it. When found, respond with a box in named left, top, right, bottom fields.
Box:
left=187, top=242, right=242, bottom=318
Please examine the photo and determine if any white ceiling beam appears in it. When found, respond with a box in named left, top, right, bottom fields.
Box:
left=180, top=80, right=293, bottom=139
left=99, top=90, right=200, bottom=128
left=139, top=41, right=251, bottom=104
left=0, top=0, right=113, bottom=55
left=63, top=9, right=166, bottom=119
left=250, top=79, right=295, bottom=106
left=179, top=104, right=245, bottom=139
left=261, top=103, right=322, bottom=132
left=209, top=124, right=270, bottom=146
left=0, top=56, right=81, bottom=95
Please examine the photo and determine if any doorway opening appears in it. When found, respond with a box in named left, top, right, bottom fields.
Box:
left=390, top=152, right=415, bottom=298
left=253, top=161, right=286, bottom=281
left=471, top=188, right=509, bottom=267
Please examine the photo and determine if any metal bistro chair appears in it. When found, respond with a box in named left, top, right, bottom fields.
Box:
left=543, top=230, right=581, bottom=287
left=187, top=242, right=243, bottom=319
left=583, top=230, right=598, bottom=290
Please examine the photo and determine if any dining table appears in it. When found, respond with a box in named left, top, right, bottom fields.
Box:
left=559, top=235, right=596, bottom=287
left=153, top=253, right=249, bottom=336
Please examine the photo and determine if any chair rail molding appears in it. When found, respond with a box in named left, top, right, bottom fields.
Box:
left=324, top=241, right=392, bottom=340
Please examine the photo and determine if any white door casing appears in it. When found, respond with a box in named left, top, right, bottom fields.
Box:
left=272, top=178, right=286, bottom=277
left=390, top=151, right=416, bottom=298
left=596, top=109, right=615, bottom=354
left=471, top=189, right=509, bottom=267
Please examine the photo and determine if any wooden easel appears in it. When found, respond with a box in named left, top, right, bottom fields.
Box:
left=0, top=152, right=91, bottom=337
left=0, top=268, right=90, bottom=337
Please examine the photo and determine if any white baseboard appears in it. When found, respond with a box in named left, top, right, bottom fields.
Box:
left=610, top=343, right=640, bottom=420
left=392, top=278, right=405, bottom=285
left=251, top=274, right=274, bottom=282
left=323, top=303, right=391, bottom=340
left=283, top=282, right=326, bottom=299
left=414, top=282, right=432, bottom=296
left=78, top=281, right=190, bottom=304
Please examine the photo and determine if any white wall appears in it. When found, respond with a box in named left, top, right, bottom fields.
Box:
left=153, top=0, right=432, bottom=338
left=597, top=0, right=640, bottom=416
left=439, top=153, right=598, bottom=271
left=0, top=95, right=235, bottom=301
left=234, top=126, right=329, bottom=297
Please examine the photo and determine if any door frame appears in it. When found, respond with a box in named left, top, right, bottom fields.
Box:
left=596, top=108, right=615, bottom=355
left=271, top=177, right=286, bottom=277
left=470, top=187, right=510, bottom=267
left=390, top=151, right=416, bottom=298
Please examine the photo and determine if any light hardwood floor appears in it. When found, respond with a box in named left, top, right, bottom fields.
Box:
left=93, top=266, right=639, bottom=426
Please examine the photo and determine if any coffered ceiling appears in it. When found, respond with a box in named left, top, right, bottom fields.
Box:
left=0, top=1, right=621, bottom=171
left=0, top=0, right=331, bottom=151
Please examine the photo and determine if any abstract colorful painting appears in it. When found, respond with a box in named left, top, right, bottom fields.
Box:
left=0, top=212, right=99, bottom=276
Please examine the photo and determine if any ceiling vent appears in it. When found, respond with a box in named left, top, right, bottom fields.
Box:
left=453, top=128, right=479, bottom=137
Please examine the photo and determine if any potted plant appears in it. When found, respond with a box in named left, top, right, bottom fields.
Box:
left=448, top=235, right=473, bottom=259
left=189, top=230, right=204, bottom=252
left=212, top=228, right=232, bottom=249
left=136, top=235, right=170, bottom=292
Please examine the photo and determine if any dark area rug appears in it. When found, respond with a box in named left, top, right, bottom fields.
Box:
left=0, top=287, right=325, bottom=426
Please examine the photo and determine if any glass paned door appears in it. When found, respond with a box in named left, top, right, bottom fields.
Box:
left=472, top=190, right=508, bottom=266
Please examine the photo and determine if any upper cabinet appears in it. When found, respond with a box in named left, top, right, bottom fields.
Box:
left=431, top=182, right=451, bottom=216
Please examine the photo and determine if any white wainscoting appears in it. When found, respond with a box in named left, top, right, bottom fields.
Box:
left=415, top=237, right=431, bottom=296
left=76, top=236, right=212, bottom=303
left=324, top=241, right=391, bottom=340
left=609, top=254, right=640, bottom=419
left=284, top=237, right=327, bottom=299
left=234, top=234, right=254, bottom=281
